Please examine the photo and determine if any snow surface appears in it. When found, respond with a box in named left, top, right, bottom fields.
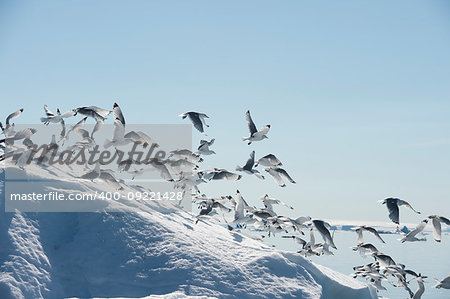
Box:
left=0, top=161, right=376, bottom=299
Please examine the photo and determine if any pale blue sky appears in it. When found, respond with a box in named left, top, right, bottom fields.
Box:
left=1, top=0, right=449, bottom=223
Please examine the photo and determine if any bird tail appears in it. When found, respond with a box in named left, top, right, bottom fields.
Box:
left=40, top=117, right=49, bottom=123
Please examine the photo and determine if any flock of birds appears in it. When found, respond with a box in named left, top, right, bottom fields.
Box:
left=1, top=105, right=450, bottom=299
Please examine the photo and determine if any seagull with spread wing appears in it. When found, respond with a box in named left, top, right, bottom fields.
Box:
left=40, top=105, right=77, bottom=125
left=242, top=110, right=270, bottom=145
left=354, top=225, right=386, bottom=244
left=179, top=111, right=209, bottom=134
left=427, top=215, right=450, bottom=242
left=0, top=108, right=23, bottom=137
left=378, top=197, right=421, bottom=225
left=264, top=167, right=295, bottom=187
left=236, top=151, right=264, bottom=179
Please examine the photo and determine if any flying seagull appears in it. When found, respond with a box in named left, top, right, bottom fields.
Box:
left=354, top=225, right=386, bottom=244
left=103, top=103, right=155, bottom=149
left=264, top=167, right=295, bottom=187
left=254, top=154, right=282, bottom=167
left=260, top=194, right=293, bottom=211
left=169, top=149, right=203, bottom=163
left=196, top=139, right=215, bottom=155
left=202, top=168, right=242, bottom=181
left=40, top=105, right=77, bottom=125
left=427, top=215, right=450, bottom=242
left=242, top=110, right=270, bottom=145
left=236, top=151, right=264, bottom=179
left=76, top=106, right=112, bottom=122
left=372, top=253, right=396, bottom=268
left=0, top=108, right=23, bottom=136
left=60, top=117, right=88, bottom=145
left=312, top=219, right=337, bottom=249
left=399, top=219, right=428, bottom=243
left=0, top=128, right=37, bottom=146
left=179, top=111, right=209, bottom=134
left=378, top=198, right=421, bottom=225
left=352, top=243, right=380, bottom=256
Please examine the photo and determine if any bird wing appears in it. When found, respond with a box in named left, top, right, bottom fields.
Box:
left=113, top=103, right=126, bottom=125
left=407, top=220, right=427, bottom=238
left=213, top=171, right=241, bottom=181
left=60, top=109, right=76, bottom=118
left=276, top=168, right=295, bottom=183
left=214, top=202, right=231, bottom=212
left=245, top=110, right=257, bottom=135
left=43, top=105, right=54, bottom=117
left=90, top=106, right=112, bottom=118
left=124, top=131, right=141, bottom=142
left=59, top=119, right=66, bottom=139
left=112, top=117, right=125, bottom=141
left=355, top=228, right=364, bottom=244
left=74, top=128, right=90, bottom=139
left=259, top=125, right=270, bottom=134
left=313, top=220, right=337, bottom=249
left=91, top=120, right=103, bottom=138
left=266, top=168, right=285, bottom=187
left=13, top=128, right=37, bottom=140
left=6, top=109, right=23, bottom=125
left=439, top=216, right=450, bottom=225
left=386, top=200, right=400, bottom=224
left=243, top=151, right=255, bottom=170
left=365, top=226, right=386, bottom=243
left=404, top=201, right=421, bottom=214
left=188, top=113, right=204, bottom=133
left=135, top=131, right=156, bottom=146
left=432, top=217, right=442, bottom=242
left=266, top=154, right=281, bottom=165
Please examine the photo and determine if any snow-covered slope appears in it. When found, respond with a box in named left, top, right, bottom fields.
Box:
left=0, top=162, right=376, bottom=299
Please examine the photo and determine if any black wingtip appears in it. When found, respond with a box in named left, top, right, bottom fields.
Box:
left=113, top=102, right=119, bottom=108
left=20, top=108, right=24, bottom=112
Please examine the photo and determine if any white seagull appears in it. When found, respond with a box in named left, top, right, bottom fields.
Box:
left=264, top=167, right=295, bottom=187
left=201, top=168, right=242, bottom=181
left=242, top=110, right=270, bottom=145
left=76, top=105, right=112, bottom=122
left=0, top=128, right=37, bottom=146
left=60, top=117, right=88, bottom=145
left=399, top=219, right=428, bottom=243
left=0, top=108, right=23, bottom=136
left=104, top=103, right=155, bottom=149
left=179, top=111, right=209, bottom=134
left=196, top=139, right=216, bottom=155
left=354, top=225, right=386, bottom=244
left=254, top=154, right=282, bottom=167
left=169, top=149, right=203, bottom=163
left=378, top=197, right=421, bottom=225
left=427, top=215, right=450, bottom=242
left=312, top=219, right=337, bottom=249
left=40, top=105, right=77, bottom=125
left=236, top=151, right=264, bottom=179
